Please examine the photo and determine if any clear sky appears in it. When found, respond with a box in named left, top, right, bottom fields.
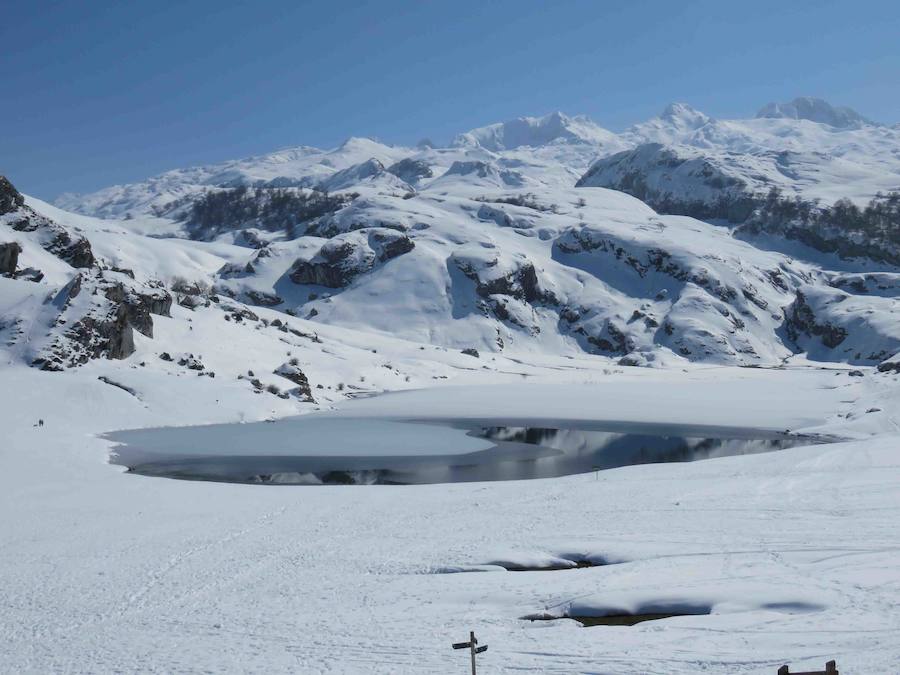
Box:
left=2, top=0, right=898, bottom=200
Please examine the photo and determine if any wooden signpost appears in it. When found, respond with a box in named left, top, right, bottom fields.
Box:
left=777, top=660, right=838, bottom=675
left=452, top=631, right=487, bottom=675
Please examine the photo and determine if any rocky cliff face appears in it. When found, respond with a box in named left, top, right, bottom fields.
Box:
left=1, top=176, right=174, bottom=370
left=1, top=176, right=96, bottom=268
left=32, top=270, right=173, bottom=370
left=0, top=241, right=21, bottom=276
left=0, top=177, right=25, bottom=214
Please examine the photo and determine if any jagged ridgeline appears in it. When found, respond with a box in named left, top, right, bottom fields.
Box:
left=182, top=186, right=357, bottom=239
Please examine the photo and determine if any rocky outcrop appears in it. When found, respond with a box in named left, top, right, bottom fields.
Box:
left=877, top=354, right=900, bottom=373
left=0, top=176, right=25, bottom=214
left=103, top=278, right=172, bottom=338
left=274, top=361, right=315, bottom=402
left=1, top=177, right=96, bottom=268
left=829, top=273, right=900, bottom=297
left=451, top=248, right=550, bottom=304
left=245, top=290, right=283, bottom=306
left=782, top=285, right=900, bottom=364
left=32, top=271, right=172, bottom=370
left=0, top=241, right=21, bottom=275
left=290, top=228, right=414, bottom=288
left=386, top=158, right=433, bottom=184
left=33, top=274, right=132, bottom=370
left=785, top=290, right=847, bottom=349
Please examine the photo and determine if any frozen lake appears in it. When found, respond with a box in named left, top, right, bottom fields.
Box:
left=106, top=416, right=815, bottom=485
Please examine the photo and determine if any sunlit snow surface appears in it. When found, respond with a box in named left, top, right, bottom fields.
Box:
left=3, top=364, right=900, bottom=673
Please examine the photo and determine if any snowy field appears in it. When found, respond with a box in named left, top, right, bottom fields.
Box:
left=2, top=362, right=899, bottom=674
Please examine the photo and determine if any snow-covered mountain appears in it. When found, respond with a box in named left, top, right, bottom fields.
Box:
left=1, top=97, right=898, bottom=390
left=756, top=96, right=876, bottom=128
left=58, top=100, right=900, bottom=223
left=452, top=110, right=621, bottom=151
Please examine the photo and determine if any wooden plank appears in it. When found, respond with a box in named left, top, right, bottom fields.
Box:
left=475, top=645, right=488, bottom=654
left=452, top=641, right=471, bottom=650
left=776, top=662, right=839, bottom=675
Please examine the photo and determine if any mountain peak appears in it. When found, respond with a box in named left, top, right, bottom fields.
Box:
left=453, top=111, right=613, bottom=151
left=337, top=136, right=392, bottom=152
left=755, top=97, right=875, bottom=128
left=659, top=102, right=711, bottom=129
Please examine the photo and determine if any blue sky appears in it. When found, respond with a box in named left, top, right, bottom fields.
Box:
left=2, top=0, right=898, bottom=200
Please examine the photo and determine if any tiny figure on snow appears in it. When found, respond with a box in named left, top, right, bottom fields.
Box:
left=38, top=419, right=44, bottom=427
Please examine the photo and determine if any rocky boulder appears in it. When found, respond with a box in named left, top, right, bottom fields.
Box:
left=0, top=241, right=21, bottom=276
left=274, top=361, right=315, bottom=402
left=290, top=228, right=414, bottom=288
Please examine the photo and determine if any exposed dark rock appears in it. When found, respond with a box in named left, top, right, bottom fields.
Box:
left=273, top=362, right=315, bottom=402
left=557, top=231, right=741, bottom=304
left=245, top=290, right=283, bottom=306
left=785, top=290, right=847, bottom=349
left=178, top=294, right=208, bottom=310
left=103, top=279, right=172, bottom=338
left=1, top=182, right=96, bottom=268
left=178, top=354, right=205, bottom=370
left=31, top=271, right=172, bottom=370
left=51, top=235, right=95, bottom=268
left=16, top=267, right=44, bottom=282
left=97, top=376, right=138, bottom=397
left=830, top=272, right=900, bottom=297
left=453, top=255, right=550, bottom=305
left=373, top=229, right=415, bottom=261
left=0, top=241, right=22, bottom=275
left=35, top=298, right=133, bottom=370
left=0, top=176, right=25, bottom=214
left=290, top=228, right=415, bottom=288
left=461, top=348, right=480, bottom=358
left=386, top=158, right=433, bottom=184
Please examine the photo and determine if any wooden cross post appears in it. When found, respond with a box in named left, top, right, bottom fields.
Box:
left=452, top=630, right=488, bottom=675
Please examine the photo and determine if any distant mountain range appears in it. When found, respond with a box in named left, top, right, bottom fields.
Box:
left=2, top=96, right=898, bottom=387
